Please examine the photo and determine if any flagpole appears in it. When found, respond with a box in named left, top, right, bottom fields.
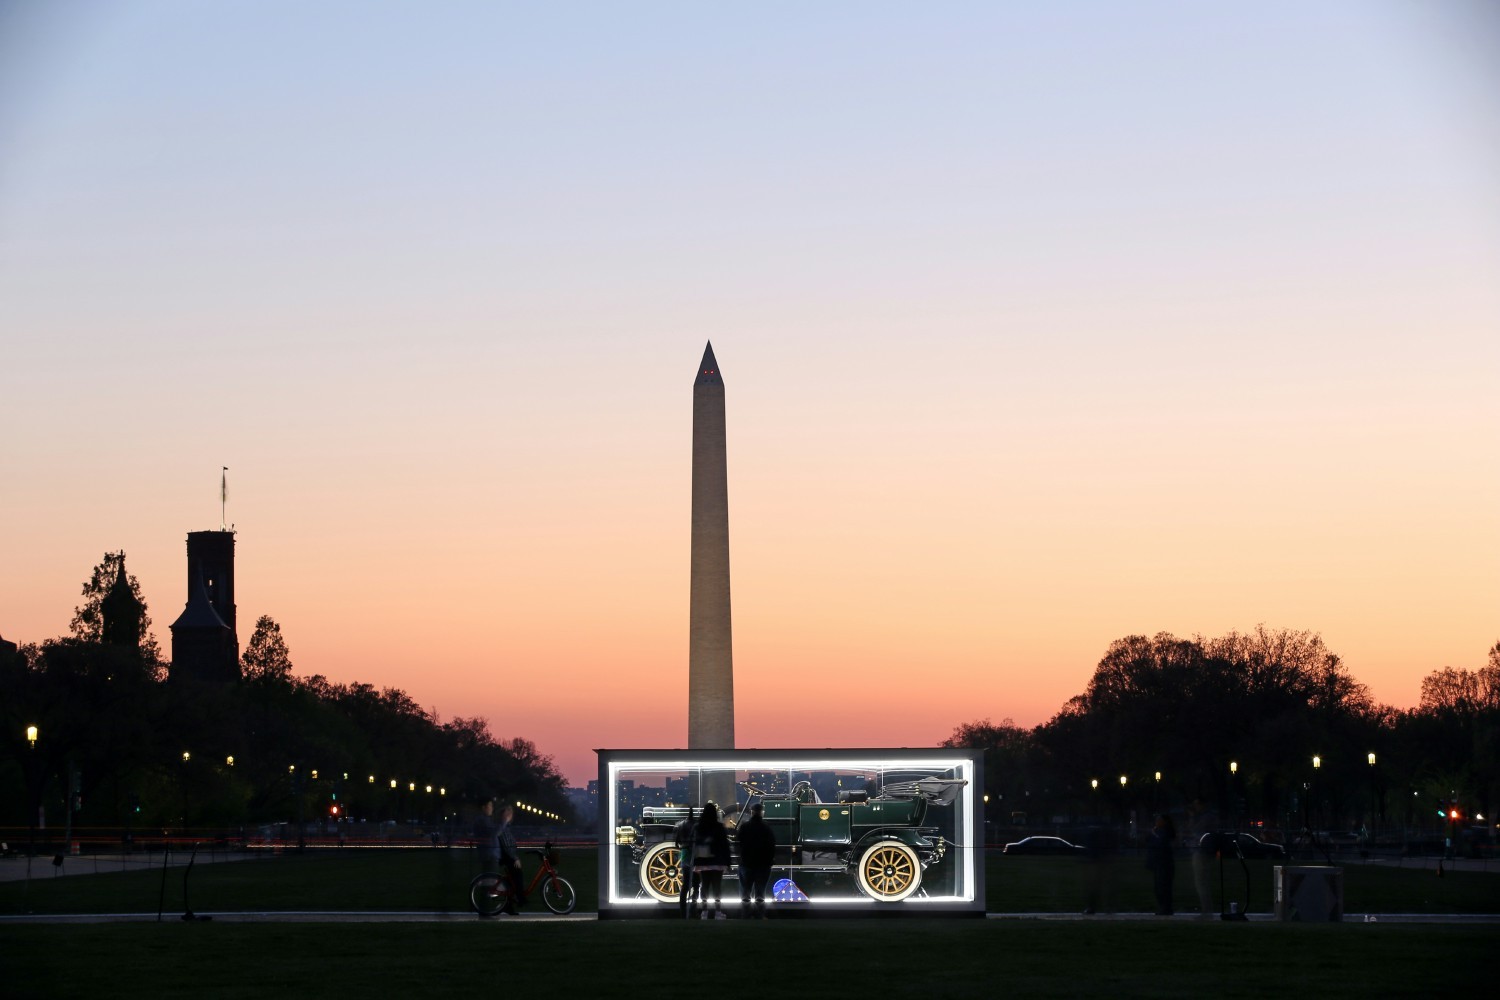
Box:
left=221, top=467, right=228, bottom=530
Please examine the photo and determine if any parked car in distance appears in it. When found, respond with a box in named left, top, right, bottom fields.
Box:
left=1199, top=831, right=1287, bottom=860
left=1002, top=836, right=1085, bottom=856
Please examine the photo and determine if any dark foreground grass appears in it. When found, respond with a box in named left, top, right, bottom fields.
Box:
left=3, top=848, right=1496, bottom=916
left=1, top=920, right=1491, bottom=999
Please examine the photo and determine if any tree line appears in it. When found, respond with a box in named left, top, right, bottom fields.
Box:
left=945, top=626, right=1500, bottom=840
left=0, top=553, right=570, bottom=834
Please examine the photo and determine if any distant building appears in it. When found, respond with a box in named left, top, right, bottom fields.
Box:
left=169, top=530, right=240, bottom=682
left=564, top=786, right=597, bottom=826
left=100, top=555, right=145, bottom=651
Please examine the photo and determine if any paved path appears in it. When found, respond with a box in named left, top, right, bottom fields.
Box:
left=0, top=851, right=257, bottom=883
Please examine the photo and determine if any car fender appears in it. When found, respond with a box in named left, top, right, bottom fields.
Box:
left=855, top=828, right=932, bottom=854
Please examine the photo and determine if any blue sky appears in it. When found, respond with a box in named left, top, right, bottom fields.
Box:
left=2, top=2, right=1497, bottom=781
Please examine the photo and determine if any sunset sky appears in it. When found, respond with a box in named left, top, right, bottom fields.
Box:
left=2, top=2, right=1496, bottom=784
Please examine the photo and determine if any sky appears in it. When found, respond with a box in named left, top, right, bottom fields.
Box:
left=2, top=1, right=1497, bottom=785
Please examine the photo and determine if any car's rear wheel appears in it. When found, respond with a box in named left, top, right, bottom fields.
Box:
left=640, top=842, right=684, bottom=902
left=856, top=840, right=921, bottom=902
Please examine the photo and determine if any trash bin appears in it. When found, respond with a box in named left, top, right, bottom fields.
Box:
left=1273, top=865, right=1342, bottom=921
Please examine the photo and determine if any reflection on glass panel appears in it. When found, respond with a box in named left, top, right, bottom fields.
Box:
left=600, top=751, right=981, bottom=913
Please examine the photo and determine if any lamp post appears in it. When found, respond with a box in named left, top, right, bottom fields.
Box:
left=1366, top=753, right=1377, bottom=841
left=1311, top=755, right=1322, bottom=834
left=179, top=751, right=193, bottom=836
left=25, top=725, right=39, bottom=863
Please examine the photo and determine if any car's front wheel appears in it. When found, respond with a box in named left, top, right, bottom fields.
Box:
left=640, top=842, right=685, bottom=903
left=856, top=840, right=922, bottom=902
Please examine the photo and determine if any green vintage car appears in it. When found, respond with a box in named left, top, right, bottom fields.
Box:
left=620, top=777, right=965, bottom=903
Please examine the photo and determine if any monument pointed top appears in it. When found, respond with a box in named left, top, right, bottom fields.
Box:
left=694, top=341, right=723, bottom=388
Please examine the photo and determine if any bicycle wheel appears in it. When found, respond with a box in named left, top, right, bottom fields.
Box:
left=470, top=872, right=510, bottom=917
left=541, top=875, right=577, bottom=915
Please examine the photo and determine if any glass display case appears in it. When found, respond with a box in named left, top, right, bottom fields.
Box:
left=598, top=748, right=984, bottom=917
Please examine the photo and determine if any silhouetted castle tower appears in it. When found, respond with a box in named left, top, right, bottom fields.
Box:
left=689, top=343, right=735, bottom=773
left=100, top=555, right=145, bottom=650
left=169, top=530, right=240, bottom=682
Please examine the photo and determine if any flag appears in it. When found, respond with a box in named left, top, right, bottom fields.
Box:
left=772, top=878, right=808, bottom=902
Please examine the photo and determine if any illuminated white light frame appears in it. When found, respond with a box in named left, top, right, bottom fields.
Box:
left=602, top=751, right=980, bottom=909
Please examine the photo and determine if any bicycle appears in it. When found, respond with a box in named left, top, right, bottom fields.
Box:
left=470, top=841, right=577, bottom=916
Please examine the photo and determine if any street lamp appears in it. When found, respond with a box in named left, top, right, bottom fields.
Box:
left=26, top=725, right=38, bottom=747
left=1154, top=771, right=1161, bottom=783
left=1229, top=761, right=1238, bottom=775
left=182, top=751, right=191, bottom=762
left=390, top=779, right=397, bottom=789
left=1090, top=778, right=1099, bottom=790
left=1310, top=755, right=1322, bottom=832
left=1367, top=752, right=1376, bottom=767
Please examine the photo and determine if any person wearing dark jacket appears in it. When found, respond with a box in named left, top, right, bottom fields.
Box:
left=691, top=802, right=732, bottom=919
left=474, top=799, right=500, bottom=869
left=1145, top=813, right=1176, bottom=916
left=496, top=803, right=526, bottom=913
left=673, top=807, right=698, bottom=917
left=736, top=802, right=776, bottom=918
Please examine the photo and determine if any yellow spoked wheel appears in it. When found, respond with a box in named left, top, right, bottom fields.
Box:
left=857, top=841, right=922, bottom=902
left=641, top=842, right=684, bottom=902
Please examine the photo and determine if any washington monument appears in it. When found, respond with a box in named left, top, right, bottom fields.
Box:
left=689, top=342, right=735, bottom=770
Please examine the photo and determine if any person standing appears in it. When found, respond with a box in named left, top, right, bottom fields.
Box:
left=692, top=801, right=732, bottom=919
left=474, top=798, right=500, bottom=866
left=1145, top=813, right=1176, bottom=916
left=674, top=807, right=698, bottom=917
left=473, top=799, right=515, bottom=915
left=736, top=802, right=776, bottom=918
left=496, top=803, right=526, bottom=913
left=1185, top=798, right=1216, bottom=918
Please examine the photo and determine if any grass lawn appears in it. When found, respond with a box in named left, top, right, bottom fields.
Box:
left=1, top=847, right=1496, bottom=917
left=1, top=920, right=1492, bottom=998
left=987, top=855, right=1500, bottom=915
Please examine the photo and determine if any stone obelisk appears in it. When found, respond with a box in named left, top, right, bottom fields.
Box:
left=689, top=342, right=735, bottom=805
